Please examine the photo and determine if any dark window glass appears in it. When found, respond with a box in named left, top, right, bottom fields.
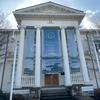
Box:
left=94, top=40, right=100, bottom=53
left=66, top=28, right=80, bottom=72
left=23, top=28, right=35, bottom=75
left=42, top=58, right=63, bottom=73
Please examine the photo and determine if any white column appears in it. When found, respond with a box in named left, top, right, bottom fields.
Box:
left=92, top=37, right=100, bottom=72
left=35, top=26, right=41, bottom=87
left=76, top=27, right=90, bottom=84
left=61, top=27, right=71, bottom=86
left=15, top=26, right=25, bottom=88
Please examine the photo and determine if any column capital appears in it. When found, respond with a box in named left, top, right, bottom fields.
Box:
left=34, top=25, right=42, bottom=29
left=60, top=26, right=66, bottom=29
left=17, top=25, right=26, bottom=30
left=75, top=25, right=81, bottom=29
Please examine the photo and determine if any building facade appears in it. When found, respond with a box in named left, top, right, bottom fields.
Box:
left=0, top=1, right=100, bottom=98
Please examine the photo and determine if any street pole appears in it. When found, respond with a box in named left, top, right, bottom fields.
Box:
left=10, top=40, right=18, bottom=100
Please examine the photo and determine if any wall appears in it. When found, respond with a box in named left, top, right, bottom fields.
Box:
left=21, top=19, right=78, bottom=27
left=81, top=32, right=100, bottom=88
left=0, top=63, right=3, bottom=88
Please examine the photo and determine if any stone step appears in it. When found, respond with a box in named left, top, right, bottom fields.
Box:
left=41, top=95, right=72, bottom=100
left=40, top=87, right=72, bottom=100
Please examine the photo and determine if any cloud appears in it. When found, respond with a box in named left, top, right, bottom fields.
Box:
left=89, top=11, right=100, bottom=27
left=81, top=10, right=100, bottom=29
left=16, top=0, right=47, bottom=9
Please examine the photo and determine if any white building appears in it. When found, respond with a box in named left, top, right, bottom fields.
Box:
left=0, top=1, right=100, bottom=99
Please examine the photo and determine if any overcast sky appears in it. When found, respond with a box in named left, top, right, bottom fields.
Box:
left=0, top=0, right=100, bottom=29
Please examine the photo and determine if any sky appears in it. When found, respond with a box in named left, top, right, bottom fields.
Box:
left=0, top=0, right=100, bottom=29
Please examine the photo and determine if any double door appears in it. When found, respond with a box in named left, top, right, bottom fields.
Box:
left=45, top=74, right=59, bottom=86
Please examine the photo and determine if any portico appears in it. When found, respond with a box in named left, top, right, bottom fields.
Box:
left=13, top=1, right=90, bottom=89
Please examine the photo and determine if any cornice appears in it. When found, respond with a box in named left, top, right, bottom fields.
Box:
left=14, top=12, right=85, bottom=16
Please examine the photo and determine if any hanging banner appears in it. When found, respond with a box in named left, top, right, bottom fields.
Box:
left=42, top=28, right=63, bottom=74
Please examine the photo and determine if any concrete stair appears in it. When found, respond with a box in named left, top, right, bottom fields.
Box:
left=40, top=86, right=72, bottom=100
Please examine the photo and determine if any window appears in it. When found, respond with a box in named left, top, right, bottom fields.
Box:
left=42, top=58, right=62, bottom=73
left=42, top=28, right=63, bottom=74
left=94, top=38, right=100, bottom=59
left=94, top=40, right=100, bottom=53
left=66, top=27, right=80, bottom=72
left=23, top=28, right=36, bottom=75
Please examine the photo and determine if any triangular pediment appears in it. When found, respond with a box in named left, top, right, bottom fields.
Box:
left=14, top=1, right=84, bottom=15
left=14, top=1, right=85, bottom=25
left=23, top=4, right=75, bottom=14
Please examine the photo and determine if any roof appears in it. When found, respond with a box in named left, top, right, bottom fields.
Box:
left=13, top=1, right=85, bottom=25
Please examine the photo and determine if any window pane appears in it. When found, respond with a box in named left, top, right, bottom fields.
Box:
left=23, top=59, right=35, bottom=75
left=42, top=59, right=63, bottom=74
left=66, top=28, right=80, bottom=71
left=23, top=28, right=35, bottom=75
left=94, top=40, right=100, bottom=53
left=24, top=29, right=35, bottom=57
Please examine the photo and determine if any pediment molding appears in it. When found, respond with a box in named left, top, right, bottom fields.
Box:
left=14, top=1, right=84, bottom=15
left=23, top=4, right=75, bottom=14
left=14, top=1, right=85, bottom=25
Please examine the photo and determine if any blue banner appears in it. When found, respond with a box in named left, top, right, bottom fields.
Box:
left=42, top=28, right=63, bottom=74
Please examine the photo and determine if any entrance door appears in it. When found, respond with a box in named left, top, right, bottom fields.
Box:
left=45, top=74, right=59, bottom=86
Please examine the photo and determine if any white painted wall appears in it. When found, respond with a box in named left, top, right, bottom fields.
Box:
left=0, top=63, right=3, bottom=87
left=0, top=32, right=19, bottom=92
left=2, top=61, right=12, bottom=92
left=21, top=19, right=78, bottom=27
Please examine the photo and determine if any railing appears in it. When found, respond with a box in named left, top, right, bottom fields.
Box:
left=71, top=72, right=84, bottom=84
left=21, top=75, right=35, bottom=87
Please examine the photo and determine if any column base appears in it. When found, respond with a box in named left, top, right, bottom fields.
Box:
left=84, top=81, right=93, bottom=86
left=65, top=83, right=72, bottom=86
